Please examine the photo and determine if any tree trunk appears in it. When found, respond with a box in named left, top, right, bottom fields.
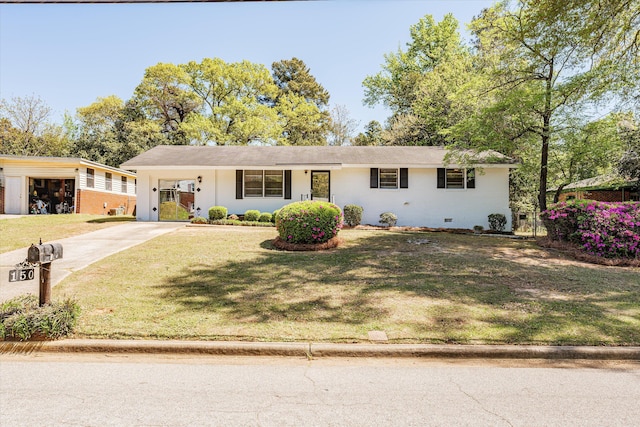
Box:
left=538, top=61, right=554, bottom=213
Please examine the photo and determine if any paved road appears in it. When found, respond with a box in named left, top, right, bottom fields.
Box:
left=0, top=222, right=183, bottom=302
left=1, top=354, right=639, bottom=426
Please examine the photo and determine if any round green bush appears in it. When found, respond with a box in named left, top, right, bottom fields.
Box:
left=379, top=212, right=398, bottom=227
left=343, top=204, right=364, bottom=226
left=258, top=212, right=272, bottom=222
left=276, top=201, right=343, bottom=244
left=244, top=209, right=260, bottom=222
left=488, top=213, right=507, bottom=232
left=208, top=206, right=228, bottom=221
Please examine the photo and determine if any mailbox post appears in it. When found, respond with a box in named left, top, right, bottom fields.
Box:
left=27, top=243, right=63, bottom=306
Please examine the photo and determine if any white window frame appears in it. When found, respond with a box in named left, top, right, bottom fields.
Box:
left=379, top=168, right=398, bottom=189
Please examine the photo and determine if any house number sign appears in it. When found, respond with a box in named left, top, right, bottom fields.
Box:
left=8, top=260, right=36, bottom=282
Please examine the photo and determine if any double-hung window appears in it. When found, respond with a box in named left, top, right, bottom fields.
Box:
left=244, top=170, right=283, bottom=197
left=437, top=168, right=475, bottom=189
left=370, top=168, right=409, bottom=189
left=236, top=170, right=291, bottom=199
left=86, top=168, right=94, bottom=188
left=105, top=172, right=112, bottom=191
left=121, top=176, right=127, bottom=193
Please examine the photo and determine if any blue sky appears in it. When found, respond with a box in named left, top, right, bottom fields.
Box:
left=0, top=0, right=494, bottom=134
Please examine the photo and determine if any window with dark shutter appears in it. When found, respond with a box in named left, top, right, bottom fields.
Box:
left=284, top=170, right=291, bottom=199
left=400, top=168, right=408, bottom=188
left=235, top=170, right=243, bottom=199
left=370, top=168, right=379, bottom=188
left=437, top=168, right=446, bottom=188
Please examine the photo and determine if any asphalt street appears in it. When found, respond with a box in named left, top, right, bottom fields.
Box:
left=1, top=353, right=639, bottom=426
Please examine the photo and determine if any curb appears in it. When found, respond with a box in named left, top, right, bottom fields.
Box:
left=2, top=340, right=640, bottom=361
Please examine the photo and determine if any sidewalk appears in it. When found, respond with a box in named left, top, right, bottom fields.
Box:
left=0, top=222, right=184, bottom=302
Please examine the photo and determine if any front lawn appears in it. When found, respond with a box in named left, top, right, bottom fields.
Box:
left=55, top=227, right=640, bottom=345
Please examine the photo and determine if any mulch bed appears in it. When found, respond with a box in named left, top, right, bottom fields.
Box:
left=536, top=237, right=640, bottom=267
left=272, top=236, right=344, bottom=251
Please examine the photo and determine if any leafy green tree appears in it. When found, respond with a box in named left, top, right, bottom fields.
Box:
left=549, top=114, right=627, bottom=201
left=271, top=58, right=330, bottom=145
left=452, top=0, right=640, bottom=211
left=617, top=116, right=640, bottom=181
left=353, top=120, right=383, bottom=146
left=363, top=14, right=473, bottom=145
left=181, top=58, right=281, bottom=145
left=71, top=96, right=164, bottom=167
left=133, top=62, right=201, bottom=145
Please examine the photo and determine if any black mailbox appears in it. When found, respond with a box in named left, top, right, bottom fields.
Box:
left=28, top=243, right=64, bottom=264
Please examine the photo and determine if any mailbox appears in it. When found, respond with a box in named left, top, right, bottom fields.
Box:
left=28, top=243, right=64, bottom=264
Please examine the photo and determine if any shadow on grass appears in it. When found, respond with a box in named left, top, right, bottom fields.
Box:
left=157, top=230, right=640, bottom=344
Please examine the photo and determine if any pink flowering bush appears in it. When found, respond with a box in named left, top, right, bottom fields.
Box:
left=276, top=201, right=344, bottom=244
left=541, top=200, right=640, bottom=259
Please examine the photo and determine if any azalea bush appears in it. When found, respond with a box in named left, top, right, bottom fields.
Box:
left=541, top=200, right=640, bottom=259
left=276, top=201, right=343, bottom=244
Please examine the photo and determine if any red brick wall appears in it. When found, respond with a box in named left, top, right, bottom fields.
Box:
left=75, top=189, right=136, bottom=215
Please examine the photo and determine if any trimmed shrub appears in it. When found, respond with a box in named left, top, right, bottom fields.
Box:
left=488, top=213, right=507, bottom=232
left=272, top=209, right=281, bottom=223
left=258, top=212, right=272, bottom=223
left=208, top=206, right=228, bottom=221
left=1, top=295, right=80, bottom=341
left=541, top=200, right=640, bottom=259
left=379, top=212, right=398, bottom=227
left=276, top=201, right=343, bottom=244
left=190, top=216, right=208, bottom=224
left=244, top=209, right=260, bottom=222
left=344, top=204, right=364, bottom=226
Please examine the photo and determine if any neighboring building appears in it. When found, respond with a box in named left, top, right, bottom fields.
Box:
left=0, top=155, right=137, bottom=215
left=551, top=174, right=639, bottom=203
left=121, top=145, right=516, bottom=229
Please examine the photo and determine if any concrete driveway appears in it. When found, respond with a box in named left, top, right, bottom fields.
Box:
left=0, top=222, right=184, bottom=302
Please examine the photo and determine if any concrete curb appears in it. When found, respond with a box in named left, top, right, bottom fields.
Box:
left=2, top=340, right=640, bottom=360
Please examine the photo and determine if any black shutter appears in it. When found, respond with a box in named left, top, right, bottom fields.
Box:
left=437, top=168, right=446, bottom=188
left=284, top=170, right=291, bottom=199
left=236, top=170, right=243, bottom=199
left=400, top=168, right=408, bottom=188
left=370, top=168, right=379, bottom=188
left=466, top=168, right=476, bottom=189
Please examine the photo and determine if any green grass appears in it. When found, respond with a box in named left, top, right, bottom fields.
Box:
left=55, top=227, right=640, bottom=345
left=0, top=215, right=135, bottom=253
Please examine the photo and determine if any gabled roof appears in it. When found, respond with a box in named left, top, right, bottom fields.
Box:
left=120, top=145, right=516, bottom=170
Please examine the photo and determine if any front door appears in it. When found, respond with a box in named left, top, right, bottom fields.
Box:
left=158, top=179, right=195, bottom=221
left=311, top=171, right=330, bottom=202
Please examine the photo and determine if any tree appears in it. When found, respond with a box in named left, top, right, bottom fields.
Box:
left=133, top=62, right=201, bottom=145
left=71, top=96, right=164, bottom=167
left=353, top=120, right=383, bottom=146
left=0, top=95, right=71, bottom=156
left=549, top=114, right=627, bottom=201
left=181, top=58, right=282, bottom=145
left=363, top=14, right=473, bottom=145
left=454, top=0, right=640, bottom=211
left=271, top=58, right=330, bottom=145
left=327, top=104, right=359, bottom=146
left=617, top=116, right=640, bottom=181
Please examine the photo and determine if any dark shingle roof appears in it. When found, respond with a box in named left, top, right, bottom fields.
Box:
left=120, top=145, right=515, bottom=169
